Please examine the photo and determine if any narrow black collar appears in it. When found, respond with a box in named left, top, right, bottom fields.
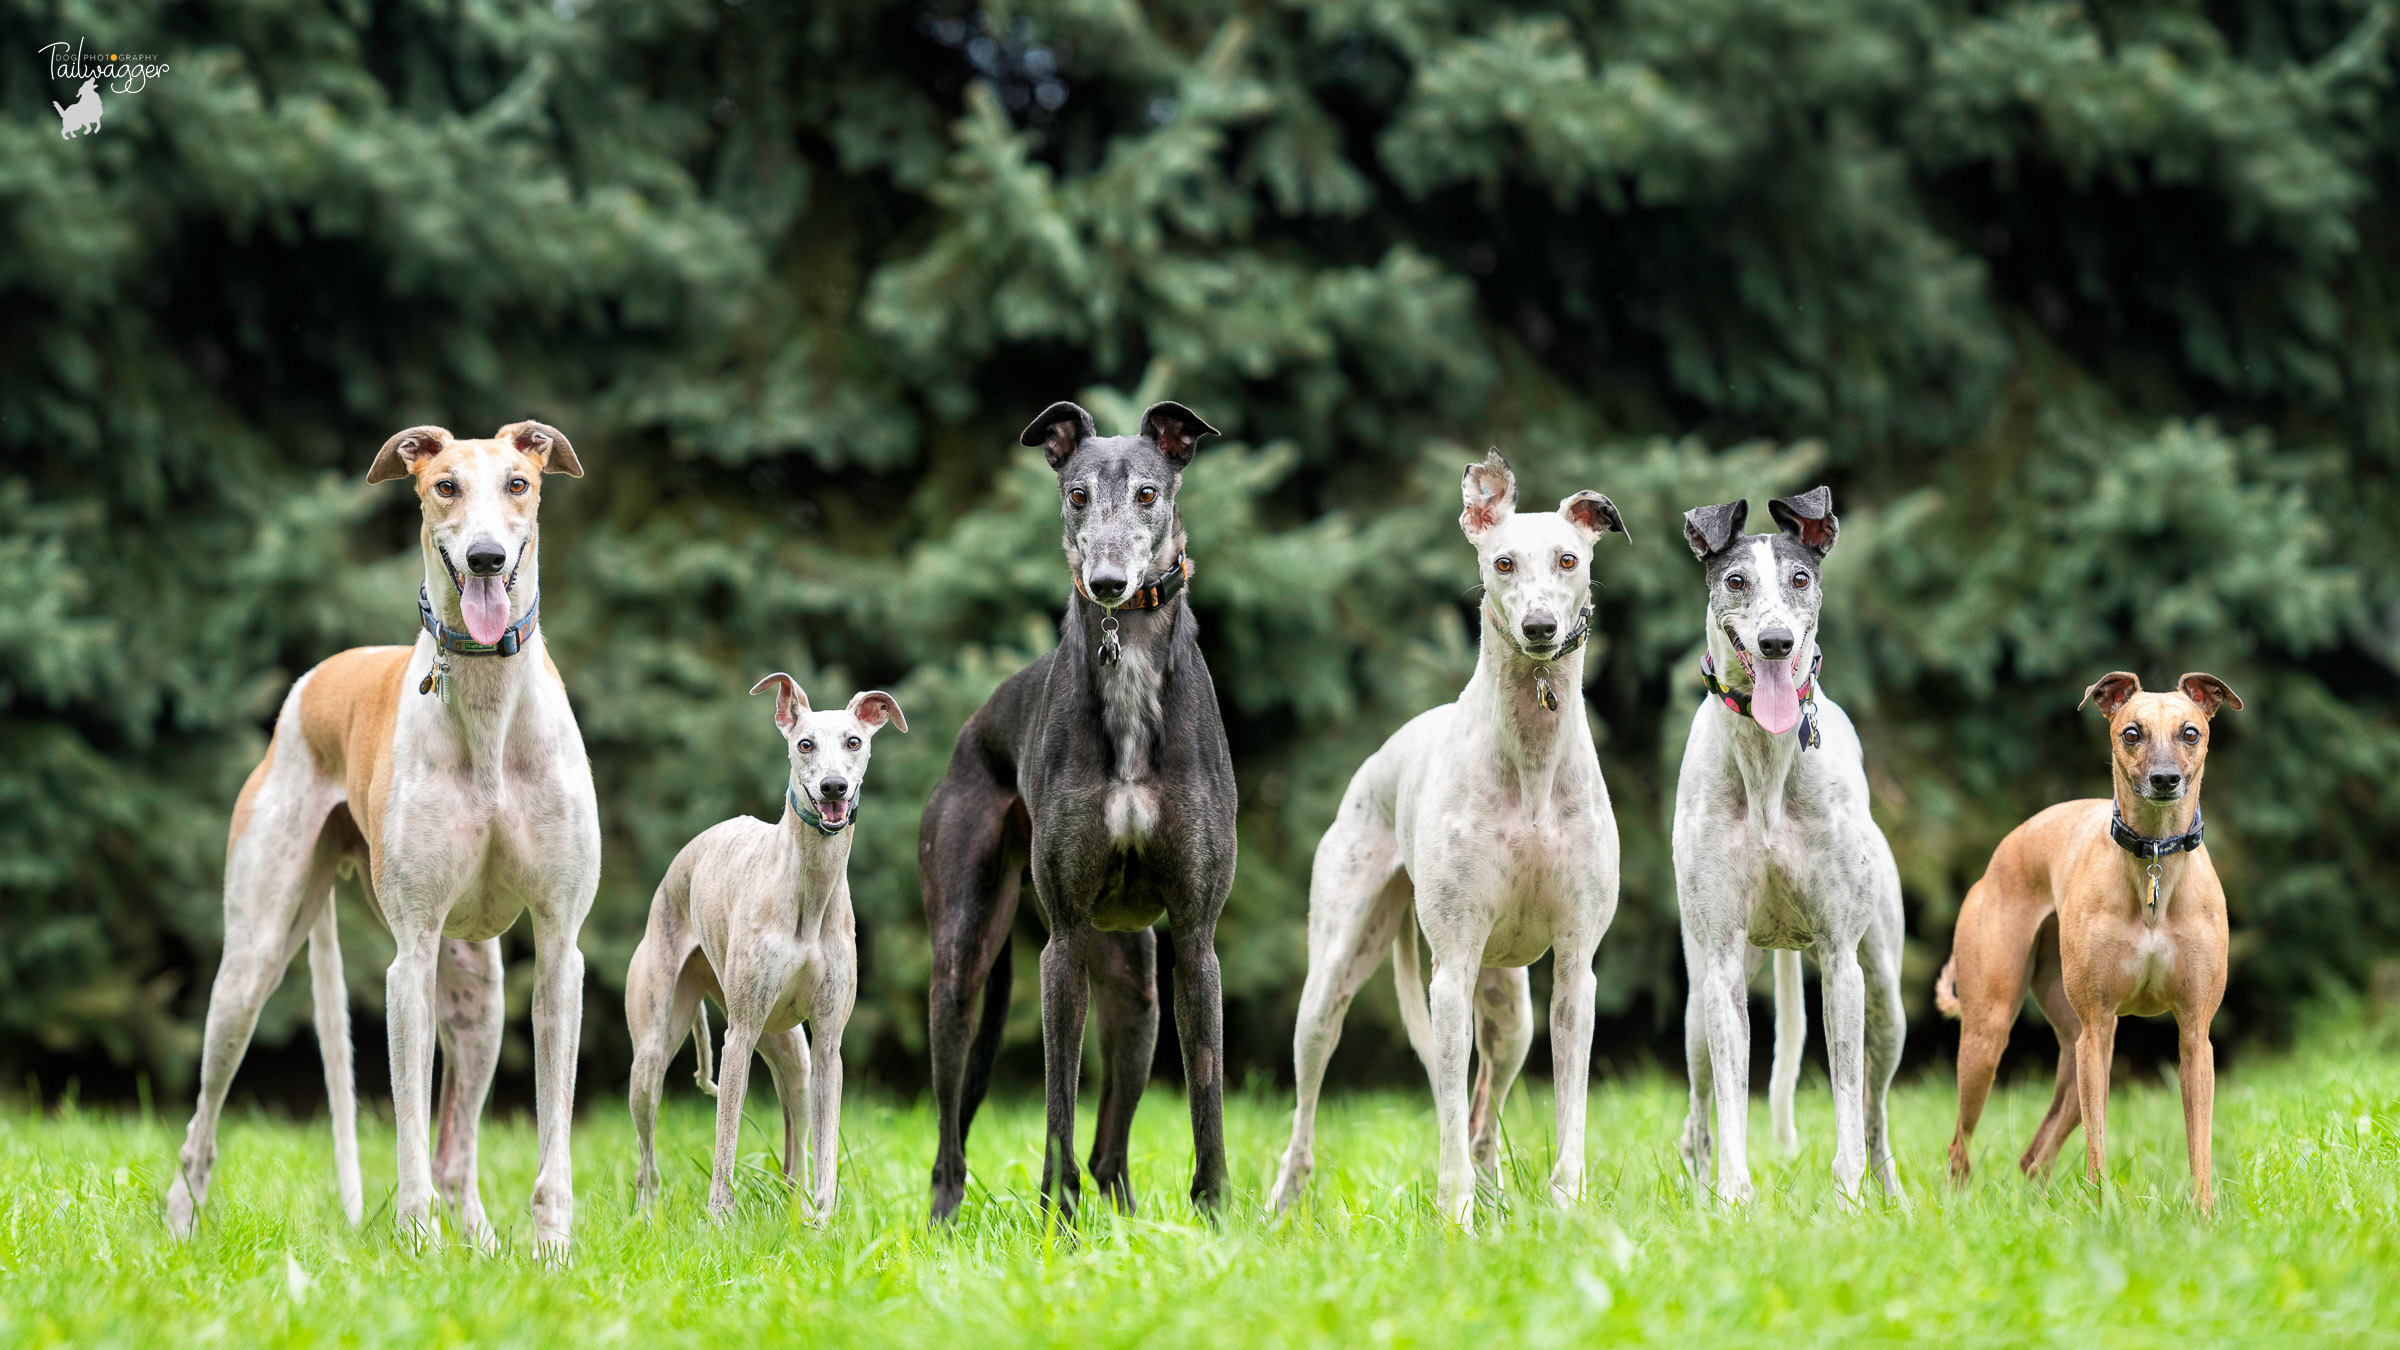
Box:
left=1072, top=555, right=1191, bottom=612
left=1700, top=648, right=1824, bottom=751
left=2109, top=803, right=2204, bottom=860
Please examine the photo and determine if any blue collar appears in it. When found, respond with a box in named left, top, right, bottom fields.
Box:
left=418, top=584, right=540, bottom=658
left=788, top=786, right=853, bottom=837
left=2110, top=803, right=2204, bottom=860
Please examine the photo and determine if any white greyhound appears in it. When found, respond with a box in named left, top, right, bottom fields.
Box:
left=624, top=674, right=904, bottom=1222
left=1671, top=487, right=1906, bottom=1207
left=1271, top=450, right=1627, bottom=1229
left=165, top=422, right=599, bottom=1256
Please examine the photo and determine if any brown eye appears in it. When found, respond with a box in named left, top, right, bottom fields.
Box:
left=1560, top=553, right=1578, bottom=570
left=846, top=736, right=862, bottom=751
left=2121, top=725, right=2142, bottom=744
left=2180, top=725, right=2200, bottom=744
left=799, top=739, right=814, bottom=753
left=434, top=480, right=459, bottom=498
left=1726, top=573, right=1745, bottom=592
left=1792, top=571, right=1811, bottom=589
left=1069, top=487, right=1088, bottom=507
left=1136, top=486, right=1157, bottom=505
left=1494, top=556, right=1514, bottom=574
left=509, top=476, right=529, bottom=496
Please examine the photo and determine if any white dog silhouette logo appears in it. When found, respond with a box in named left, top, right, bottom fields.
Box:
left=53, top=76, right=102, bottom=137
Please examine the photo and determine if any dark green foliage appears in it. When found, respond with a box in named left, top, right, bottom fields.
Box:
left=3, top=0, right=2394, bottom=1099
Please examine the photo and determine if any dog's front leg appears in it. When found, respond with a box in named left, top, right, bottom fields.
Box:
left=1425, top=950, right=1481, bottom=1229
left=1168, top=916, right=1228, bottom=1214
left=1697, top=940, right=1754, bottom=1206
left=2176, top=1011, right=2216, bottom=1211
left=528, top=921, right=587, bottom=1255
left=1037, top=921, right=1093, bottom=1223
left=431, top=937, right=503, bottom=1250
left=2074, top=1011, right=2120, bottom=1194
left=385, top=923, right=444, bottom=1245
left=707, top=1017, right=763, bottom=1221
left=1547, top=948, right=1598, bottom=1209
left=1819, top=939, right=1869, bottom=1205
left=805, top=950, right=856, bottom=1222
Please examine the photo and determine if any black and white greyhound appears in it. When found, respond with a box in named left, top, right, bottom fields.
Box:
left=919, top=399, right=1237, bottom=1223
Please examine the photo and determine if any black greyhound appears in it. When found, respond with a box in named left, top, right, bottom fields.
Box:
left=919, top=399, right=1238, bottom=1224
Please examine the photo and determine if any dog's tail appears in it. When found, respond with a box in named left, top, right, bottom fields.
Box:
left=1392, top=920, right=1438, bottom=1075
left=1934, top=957, right=1962, bottom=1020
left=692, top=1003, right=719, bottom=1096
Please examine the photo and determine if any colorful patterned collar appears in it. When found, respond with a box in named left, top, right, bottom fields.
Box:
left=1700, top=647, right=1824, bottom=751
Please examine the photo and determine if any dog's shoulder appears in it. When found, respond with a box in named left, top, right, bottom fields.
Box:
left=297, top=645, right=415, bottom=780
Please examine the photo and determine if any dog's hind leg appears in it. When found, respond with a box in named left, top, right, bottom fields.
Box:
left=959, top=932, right=1012, bottom=1136
left=166, top=755, right=342, bottom=1240
left=1769, top=949, right=1807, bottom=1153
left=2019, top=921, right=2084, bottom=1178
left=307, top=884, right=363, bottom=1227
left=430, top=937, right=503, bottom=1249
left=1949, top=878, right=2042, bottom=1186
left=1468, top=967, right=1532, bottom=1185
left=922, top=781, right=1024, bottom=1223
left=625, top=932, right=701, bottom=1217
left=1087, top=929, right=1158, bottom=1215
left=1268, top=829, right=1406, bottom=1216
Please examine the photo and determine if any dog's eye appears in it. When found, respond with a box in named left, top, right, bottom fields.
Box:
left=1069, top=487, right=1088, bottom=507
left=1725, top=573, right=1745, bottom=592
left=798, top=739, right=814, bottom=753
left=1791, top=571, right=1811, bottom=589
left=1136, top=486, right=1157, bottom=505
left=434, top=480, right=459, bottom=498
left=508, top=477, right=529, bottom=496
left=846, top=736, right=862, bottom=751
left=1560, top=553, right=1577, bottom=571
left=1494, top=556, right=1514, bottom=574
left=2180, top=724, right=2200, bottom=745
left=2121, top=725, right=2142, bottom=745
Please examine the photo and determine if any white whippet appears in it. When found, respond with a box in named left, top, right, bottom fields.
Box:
left=165, top=422, right=599, bottom=1256
left=1270, top=451, right=1627, bottom=1229
left=624, top=675, right=904, bottom=1221
left=1671, top=488, right=1905, bottom=1207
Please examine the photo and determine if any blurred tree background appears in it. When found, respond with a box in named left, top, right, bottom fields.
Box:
left=4, top=0, right=2396, bottom=1111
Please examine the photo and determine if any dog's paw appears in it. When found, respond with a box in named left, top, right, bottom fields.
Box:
left=163, top=1179, right=198, bottom=1240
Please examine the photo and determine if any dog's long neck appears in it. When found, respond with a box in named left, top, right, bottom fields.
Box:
left=1703, top=621, right=1812, bottom=838
left=420, top=528, right=543, bottom=757
left=779, top=794, right=856, bottom=910
left=1464, top=599, right=1590, bottom=816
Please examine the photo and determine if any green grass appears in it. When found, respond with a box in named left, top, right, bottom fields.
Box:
left=6, top=1011, right=2398, bottom=1347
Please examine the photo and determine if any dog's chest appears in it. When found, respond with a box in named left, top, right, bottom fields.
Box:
left=1097, top=644, right=1166, bottom=842
left=2116, top=926, right=2179, bottom=1016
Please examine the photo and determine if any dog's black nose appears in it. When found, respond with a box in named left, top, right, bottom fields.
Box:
left=2148, top=772, right=2182, bottom=796
left=1521, top=612, right=1557, bottom=645
left=1087, top=567, right=1127, bottom=602
left=819, top=776, right=849, bottom=801
left=1757, top=627, right=1795, bottom=662
left=465, top=540, right=508, bottom=576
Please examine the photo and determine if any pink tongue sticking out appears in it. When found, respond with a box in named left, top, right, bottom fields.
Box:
left=1750, top=655, right=1802, bottom=735
left=460, top=575, right=511, bottom=647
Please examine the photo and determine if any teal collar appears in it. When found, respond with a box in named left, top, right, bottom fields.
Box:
left=788, top=786, right=853, bottom=837
left=418, top=584, right=540, bottom=658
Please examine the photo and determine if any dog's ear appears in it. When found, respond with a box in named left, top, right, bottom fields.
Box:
left=846, top=690, right=908, bottom=733
left=1460, top=450, right=1518, bottom=540
left=498, top=420, right=582, bottom=477
left=1767, top=486, right=1837, bottom=556
left=750, top=672, right=809, bottom=737
left=2177, top=672, right=2242, bottom=718
left=1139, top=401, right=1218, bottom=468
left=367, top=426, right=454, bottom=484
left=1558, top=491, right=1628, bottom=544
left=1681, top=500, right=1748, bottom=560
left=1021, top=401, right=1098, bottom=470
left=2078, top=671, right=2142, bottom=716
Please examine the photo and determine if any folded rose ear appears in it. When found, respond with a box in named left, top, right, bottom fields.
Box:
left=2177, top=672, right=2243, bottom=718
left=367, top=425, right=454, bottom=484
left=498, top=420, right=582, bottom=477
left=1021, top=401, right=1098, bottom=470
left=846, top=690, right=907, bottom=733
left=1559, top=490, right=1628, bottom=543
left=1767, top=486, right=1837, bottom=556
left=1139, top=401, right=1219, bottom=467
left=2078, top=671, right=2142, bottom=716
left=750, top=672, right=808, bottom=737
left=1459, top=450, right=1517, bottom=540
left=1681, top=500, right=1748, bottom=561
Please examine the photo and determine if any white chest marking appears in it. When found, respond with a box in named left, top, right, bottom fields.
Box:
left=2121, top=927, right=2178, bottom=1000
left=1100, top=639, right=1163, bottom=842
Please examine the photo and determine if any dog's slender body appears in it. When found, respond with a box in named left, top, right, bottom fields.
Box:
left=1672, top=489, right=1906, bottom=1207
left=165, top=423, right=597, bottom=1254
left=625, top=676, right=904, bottom=1221
left=1937, top=672, right=2239, bottom=1209
left=1268, top=452, right=1627, bottom=1228
left=920, top=400, right=1237, bottom=1223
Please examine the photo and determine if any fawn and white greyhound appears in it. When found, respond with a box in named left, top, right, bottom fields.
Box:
left=625, top=674, right=904, bottom=1221
left=1269, top=451, right=1628, bottom=1229
left=1673, top=488, right=1907, bottom=1207
left=165, top=422, right=598, bottom=1255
